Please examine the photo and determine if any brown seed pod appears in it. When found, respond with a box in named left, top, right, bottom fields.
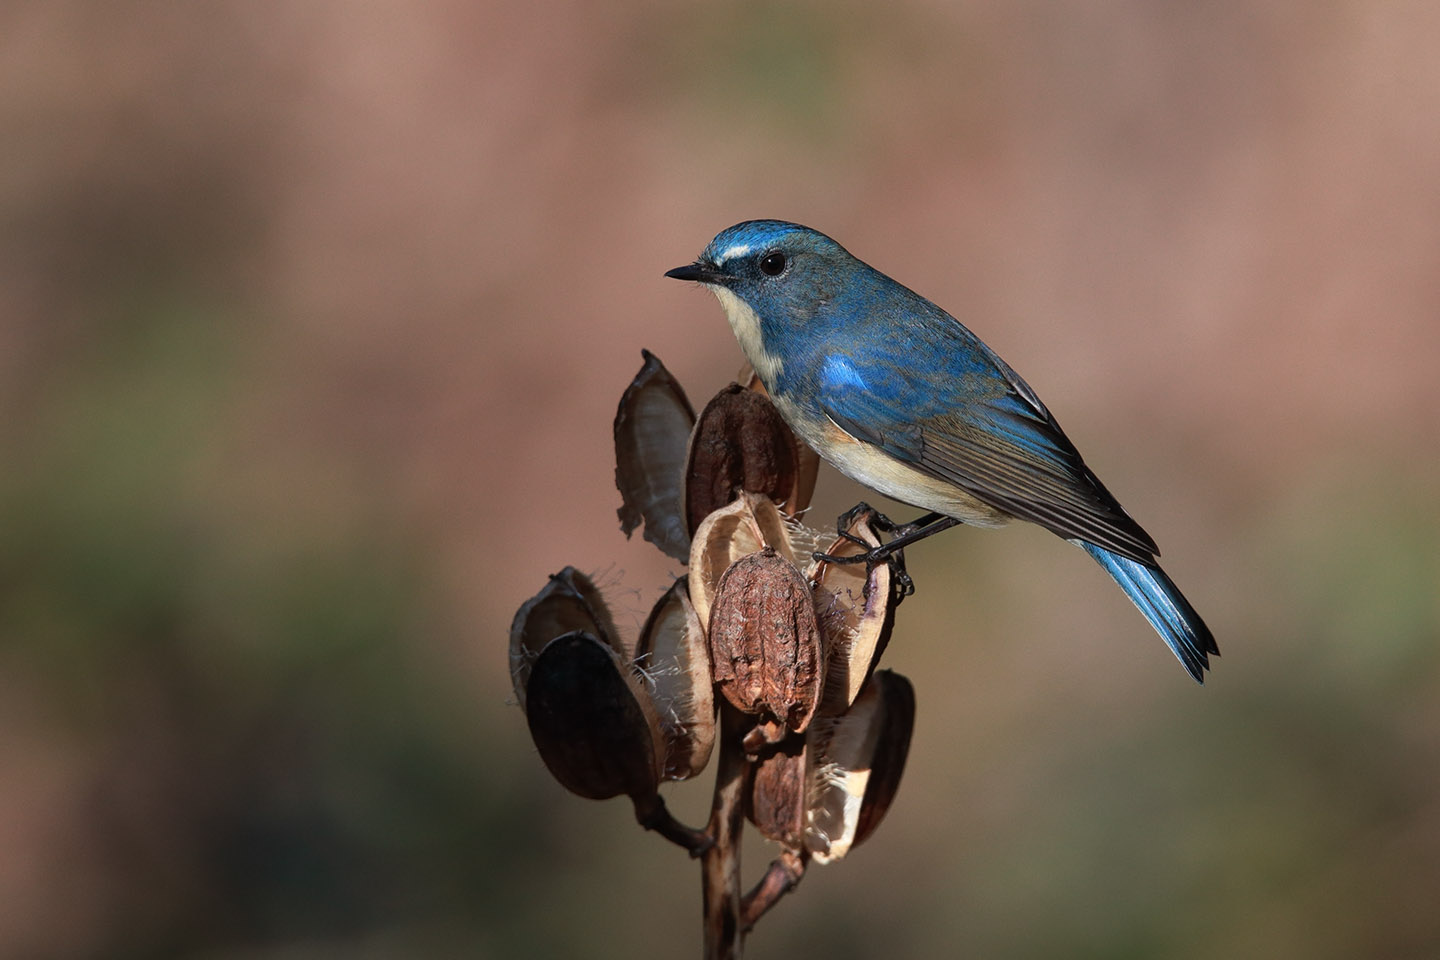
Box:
left=804, top=670, right=916, bottom=863
left=851, top=671, right=916, bottom=849
left=687, top=492, right=795, bottom=631
left=746, top=736, right=808, bottom=849
left=684, top=384, right=809, bottom=533
left=808, top=514, right=897, bottom=715
left=633, top=579, right=715, bottom=781
left=614, top=350, right=696, bottom=563
left=509, top=567, right=623, bottom=708
left=706, top=548, right=825, bottom=736
left=524, top=631, right=664, bottom=802
left=741, top=372, right=820, bottom=520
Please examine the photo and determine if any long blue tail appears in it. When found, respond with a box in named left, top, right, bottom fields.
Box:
left=1078, top=541, right=1219, bottom=683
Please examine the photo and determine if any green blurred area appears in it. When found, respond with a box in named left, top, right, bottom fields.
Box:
left=2, top=1, right=1438, bottom=958
left=0, top=299, right=556, bottom=956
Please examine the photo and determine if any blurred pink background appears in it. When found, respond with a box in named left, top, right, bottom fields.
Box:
left=2, top=2, right=1438, bottom=957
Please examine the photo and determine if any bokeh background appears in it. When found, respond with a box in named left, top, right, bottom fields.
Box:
left=3, top=1, right=1439, bottom=957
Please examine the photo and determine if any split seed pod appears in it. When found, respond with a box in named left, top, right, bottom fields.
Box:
left=633, top=579, right=715, bottom=780
left=688, top=492, right=795, bottom=631
left=684, top=384, right=814, bottom=532
left=809, top=514, right=898, bottom=714
left=804, top=670, right=916, bottom=864
left=510, top=567, right=623, bottom=707
left=707, top=548, right=825, bottom=741
left=525, top=631, right=664, bottom=802
left=615, top=350, right=695, bottom=563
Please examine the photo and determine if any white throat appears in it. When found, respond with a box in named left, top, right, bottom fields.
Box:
left=707, top=284, right=784, bottom=384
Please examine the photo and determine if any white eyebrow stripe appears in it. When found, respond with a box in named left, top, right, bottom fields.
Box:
left=714, top=242, right=752, bottom=265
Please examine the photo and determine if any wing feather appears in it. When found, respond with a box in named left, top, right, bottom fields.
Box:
left=820, top=362, right=1160, bottom=566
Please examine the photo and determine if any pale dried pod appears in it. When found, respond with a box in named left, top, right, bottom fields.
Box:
left=524, top=631, right=664, bottom=802
left=683, top=384, right=808, bottom=532
left=509, top=567, right=623, bottom=708
left=687, top=492, right=795, bottom=630
left=633, top=579, right=715, bottom=781
left=804, top=670, right=916, bottom=864
left=747, top=737, right=808, bottom=850
left=809, top=514, right=897, bottom=715
left=615, top=350, right=696, bottom=563
left=707, top=548, right=825, bottom=736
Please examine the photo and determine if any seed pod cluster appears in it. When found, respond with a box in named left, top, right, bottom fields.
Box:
left=512, top=349, right=922, bottom=924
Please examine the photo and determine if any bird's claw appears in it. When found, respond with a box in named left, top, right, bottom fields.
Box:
left=811, top=539, right=915, bottom=602
left=819, top=502, right=942, bottom=602
left=832, top=502, right=882, bottom=549
left=835, top=501, right=906, bottom=536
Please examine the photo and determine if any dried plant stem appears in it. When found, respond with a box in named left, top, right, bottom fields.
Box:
left=633, top=793, right=712, bottom=856
left=702, top=703, right=751, bottom=959
left=740, top=848, right=807, bottom=932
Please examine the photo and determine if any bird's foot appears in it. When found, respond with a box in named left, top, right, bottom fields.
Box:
left=813, top=507, right=962, bottom=602
left=811, top=542, right=915, bottom=600
left=812, top=511, right=916, bottom=599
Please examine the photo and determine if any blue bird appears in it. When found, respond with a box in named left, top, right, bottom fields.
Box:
left=665, top=219, right=1218, bottom=682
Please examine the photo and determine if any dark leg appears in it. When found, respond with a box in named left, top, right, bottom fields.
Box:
left=886, top=546, right=915, bottom=600
left=840, top=514, right=961, bottom=566
left=815, top=507, right=962, bottom=598
left=832, top=504, right=947, bottom=544
left=888, top=511, right=945, bottom=537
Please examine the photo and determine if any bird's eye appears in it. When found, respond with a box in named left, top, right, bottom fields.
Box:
left=759, top=251, right=786, bottom=276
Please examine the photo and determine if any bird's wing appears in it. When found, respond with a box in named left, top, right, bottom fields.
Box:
left=817, top=344, right=1160, bottom=565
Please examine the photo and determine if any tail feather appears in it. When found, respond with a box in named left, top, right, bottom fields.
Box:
left=1078, top=541, right=1218, bottom=683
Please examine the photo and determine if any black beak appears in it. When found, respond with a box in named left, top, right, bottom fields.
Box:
left=664, top=261, right=729, bottom=284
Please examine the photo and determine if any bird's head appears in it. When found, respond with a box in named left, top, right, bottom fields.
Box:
left=665, top=220, right=856, bottom=382
left=665, top=219, right=852, bottom=315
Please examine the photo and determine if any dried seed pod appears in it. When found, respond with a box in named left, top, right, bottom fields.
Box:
left=742, top=372, right=820, bottom=520
left=615, top=350, right=696, bottom=563
left=707, top=548, right=824, bottom=736
left=747, top=736, right=808, bottom=849
left=509, top=567, right=623, bottom=708
left=809, top=515, right=897, bottom=714
left=784, top=445, right=821, bottom=521
left=688, top=492, right=796, bottom=630
left=804, top=670, right=916, bottom=864
left=524, top=631, right=663, bottom=801
left=684, top=384, right=806, bottom=532
left=633, top=579, right=715, bottom=781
